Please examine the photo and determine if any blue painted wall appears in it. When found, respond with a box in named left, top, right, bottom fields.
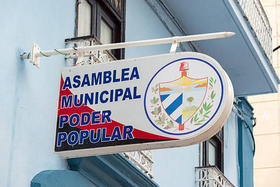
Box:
left=224, top=112, right=240, bottom=186
left=125, top=0, right=193, bottom=58
left=125, top=0, right=172, bottom=58
left=0, top=1, right=75, bottom=186
left=0, top=0, right=254, bottom=186
left=153, top=145, right=199, bottom=187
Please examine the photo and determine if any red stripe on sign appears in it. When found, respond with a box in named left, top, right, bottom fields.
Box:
left=57, top=75, right=176, bottom=140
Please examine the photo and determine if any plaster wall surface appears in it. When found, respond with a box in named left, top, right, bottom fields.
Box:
left=0, top=1, right=75, bottom=186
left=153, top=145, right=199, bottom=187
left=0, top=0, right=247, bottom=186
left=125, top=0, right=172, bottom=58
left=223, top=112, right=240, bottom=187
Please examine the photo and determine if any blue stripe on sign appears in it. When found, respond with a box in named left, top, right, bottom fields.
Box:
left=165, top=94, right=183, bottom=115
left=160, top=94, right=170, bottom=102
left=176, top=115, right=182, bottom=124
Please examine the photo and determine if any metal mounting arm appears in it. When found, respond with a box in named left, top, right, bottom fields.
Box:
left=20, top=32, right=235, bottom=68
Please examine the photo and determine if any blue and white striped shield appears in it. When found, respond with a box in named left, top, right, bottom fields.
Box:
left=159, top=62, right=208, bottom=130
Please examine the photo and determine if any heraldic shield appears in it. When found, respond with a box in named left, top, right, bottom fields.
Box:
left=159, top=62, right=208, bottom=131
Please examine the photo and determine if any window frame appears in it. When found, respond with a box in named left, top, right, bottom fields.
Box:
left=201, top=129, right=224, bottom=172
left=79, top=0, right=125, bottom=59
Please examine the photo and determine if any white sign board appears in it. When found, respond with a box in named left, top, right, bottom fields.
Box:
left=55, top=52, right=234, bottom=158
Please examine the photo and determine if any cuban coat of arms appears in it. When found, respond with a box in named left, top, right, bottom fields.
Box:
left=147, top=60, right=219, bottom=135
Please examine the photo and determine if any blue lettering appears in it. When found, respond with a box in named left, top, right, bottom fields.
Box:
left=101, top=128, right=110, bottom=142
left=74, top=94, right=83, bottom=107
left=111, top=127, right=122, bottom=141
left=57, top=132, right=67, bottom=147
left=92, top=72, right=102, bottom=85
left=121, top=68, right=130, bottom=81
left=103, top=71, right=112, bottom=84
left=133, top=86, right=141, bottom=99
left=92, top=111, right=101, bottom=124
left=61, top=95, right=73, bottom=109
left=100, top=91, right=109, bottom=103
left=79, top=130, right=89, bottom=144
left=85, top=93, right=94, bottom=106
left=130, top=67, right=140, bottom=80
left=113, top=70, right=120, bottom=82
left=101, top=110, right=112, bottom=123
left=81, top=74, right=90, bottom=87
left=62, top=77, right=72, bottom=90
left=115, top=89, right=123, bottom=101
left=123, top=126, right=134, bottom=140
left=109, top=89, right=114, bottom=102
left=67, top=131, right=79, bottom=146
left=123, top=88, right=132, bottom=100
left=81, top=112, right=90, bottom=126
left=89, top=129, right=101, bottom=143
left=69, top=113, right=80, bottom=127
left=95, top=92, right=99, bottom=104
left=59, top=115, right=69, bottom=128
left=73, top=75, right=81, bottom=88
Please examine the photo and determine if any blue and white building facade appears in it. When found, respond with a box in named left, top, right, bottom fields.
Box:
left=0, top=0, right=277, bottom=186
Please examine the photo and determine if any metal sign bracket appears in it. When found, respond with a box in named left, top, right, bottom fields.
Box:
left=30, top=43, right=41, bottom=68
left=170, top=41, right=178, bottom=53
left=20, top=32, right=235, bottom=69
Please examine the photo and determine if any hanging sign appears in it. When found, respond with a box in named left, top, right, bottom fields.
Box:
left=54, top=52, right=234, bottom=158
